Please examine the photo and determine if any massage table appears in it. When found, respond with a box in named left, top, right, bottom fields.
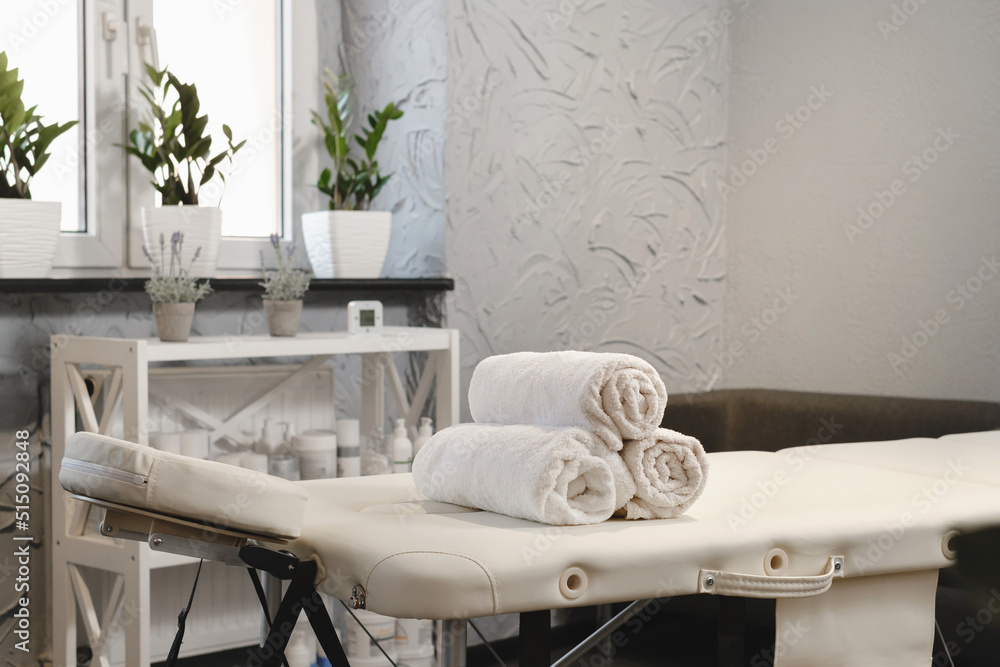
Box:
left=59, top=430, right=1000, bottom=666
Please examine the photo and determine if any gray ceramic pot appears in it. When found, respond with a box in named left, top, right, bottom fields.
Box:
left=153, top=302, right=196, bottom=342
left=264, top=299, right=303, bottom=337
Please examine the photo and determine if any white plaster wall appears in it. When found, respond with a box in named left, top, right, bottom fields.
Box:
left=446, top=0, right=729, bottom=418
left=724, top=0, right=1000, bottom=401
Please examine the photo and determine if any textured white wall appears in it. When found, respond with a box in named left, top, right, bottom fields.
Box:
left=446, top=0, right=729, bottom=418
left=725, top=0, right=1000, bottom=401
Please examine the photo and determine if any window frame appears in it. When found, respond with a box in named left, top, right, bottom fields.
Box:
left=51, top=0, right=125, bottom=269
left=49, top=0, right=310, bottom=276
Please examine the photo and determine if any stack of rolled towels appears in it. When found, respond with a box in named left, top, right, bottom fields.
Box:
left=411, top=351, right=709, bottom=526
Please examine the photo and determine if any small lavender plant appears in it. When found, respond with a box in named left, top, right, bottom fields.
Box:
left=143, top=232, right=213, bottom=303
left=259, top=233, right=310, bottom=301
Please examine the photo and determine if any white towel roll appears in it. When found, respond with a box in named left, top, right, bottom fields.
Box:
left=618, top=428, right=708, bottom=520
left=584, top=437, right=637, bottom=513
left=468, top=351, right=668, bottom=450
left=412, top=423, right=617, bottom=526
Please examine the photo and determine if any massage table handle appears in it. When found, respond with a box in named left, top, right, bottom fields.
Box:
left=698, top=556, right=844, bottom=599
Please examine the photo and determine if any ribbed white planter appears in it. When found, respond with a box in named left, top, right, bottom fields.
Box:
left=301, top=210, right=391, bottom=279
left=0, top=200, right=62, bottom=278
left=141, top=206, right=222, bottom=278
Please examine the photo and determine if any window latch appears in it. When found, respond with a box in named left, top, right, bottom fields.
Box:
left=102, top=12, right=129, bottom=78
left=136, top=18, right=160, bottom=71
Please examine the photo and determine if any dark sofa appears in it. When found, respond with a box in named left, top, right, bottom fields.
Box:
left=661, top=388, right=1000, bottom=454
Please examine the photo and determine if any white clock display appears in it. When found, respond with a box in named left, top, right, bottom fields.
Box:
left=347, top=300, right=383, bottom=334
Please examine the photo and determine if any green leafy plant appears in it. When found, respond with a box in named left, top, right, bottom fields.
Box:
left=259, top=233, right=310, bottom=301
left=143, top=232, right=212, bottom=303
left=312, top=71, right=404, bottom=211
left=123, top=64, right=246, bottom=206
left=0, top=51, right=77, bottom=199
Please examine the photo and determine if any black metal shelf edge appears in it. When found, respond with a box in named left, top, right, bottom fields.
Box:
left=0, top=277, right=454, bottom=294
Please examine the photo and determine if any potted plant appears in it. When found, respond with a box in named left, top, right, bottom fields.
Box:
left=123, top=64, right=245, bottom=277
left=144, top=232, right=212, bottom=342
left=0, top=51, right=77, bottom=277
left=302, top=71, right=404, bottom=278
left=259, top=233, right=311, bottom=336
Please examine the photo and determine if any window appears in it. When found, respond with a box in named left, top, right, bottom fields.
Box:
left=1, top=0, right=314, bottom=274
left=0, top=2, right=82, bottom=232
left=151, top=0, right=281, bottom=239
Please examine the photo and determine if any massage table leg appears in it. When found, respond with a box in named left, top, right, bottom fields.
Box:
left=239, top=546, right=351, bottom=667
left=550, top=600, right=654, bottom=667
left=595, top=604, right=613, bottom=657
left=773, top=570, right=939, bottom=666
left=718, top=596, right=746, bottom=667
left=441, top=619, right=468, bottom=667
left=520, top=610, right=552, bottom=667
left=260, top=571, right=283, bottom=645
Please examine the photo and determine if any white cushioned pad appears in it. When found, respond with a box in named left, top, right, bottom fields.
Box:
left=287, top=441, right=1000, bottom=619
left=780, top=433, right=1000, bottom=486
left=60, top=432, right=307, bottom=539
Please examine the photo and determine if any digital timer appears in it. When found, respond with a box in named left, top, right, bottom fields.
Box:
left=347, top=300, right=383, bottom=334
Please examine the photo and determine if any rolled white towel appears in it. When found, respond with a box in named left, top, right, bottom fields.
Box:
left=468, top=351, right=668, bottom=450
left=412, top=423, right=617, bottom=525
left=584, top=437, right=638, bottom=513
left=618, top=428, right=708, bottom=520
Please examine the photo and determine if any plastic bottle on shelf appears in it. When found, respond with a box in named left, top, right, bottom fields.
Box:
left=267, top=421, right=301, bottom=481
left=336, top=419, right=361, bottom=478
left=346, top=609, right=396, bottom=664
left=361, top=427, right=391, bottom=476
left=256, top=418, right=283, bottom=456
left=396, top=618, right=434, bottom=664
left=412, top=417, right=433, bottom=457
left=392, top=419, right=413, bottom=473
left=285, top=618, right=317, bottom=667
left=294, top=430, right=338, bottom=480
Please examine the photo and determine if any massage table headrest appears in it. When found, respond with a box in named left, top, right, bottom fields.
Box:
left=59, top=432, right=307, bottom=540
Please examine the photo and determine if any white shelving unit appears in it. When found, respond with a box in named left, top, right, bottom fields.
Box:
left=50, top=327, right=460, bottom=667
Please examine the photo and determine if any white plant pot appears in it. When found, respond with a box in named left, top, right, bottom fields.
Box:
left=0, top=200, right=62, bottom=278
left=141, top=206, right=222, bottom=278
left=301, top=210, right=391, bottom=279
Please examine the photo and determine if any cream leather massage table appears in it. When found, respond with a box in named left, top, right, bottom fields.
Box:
left=60, top=430, right=1000, bottom=666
